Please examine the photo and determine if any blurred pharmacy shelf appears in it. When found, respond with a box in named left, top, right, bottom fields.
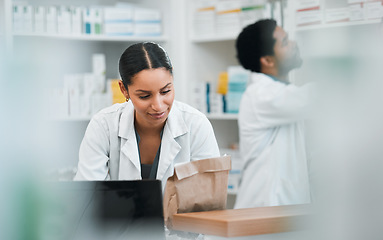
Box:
left=13, top=33, right=168, bottom=42
left=191, top=34, right=238, bottom=43
left=206, top=113, right=238, bottom=120
left=296, top=19, right=382, bottom=32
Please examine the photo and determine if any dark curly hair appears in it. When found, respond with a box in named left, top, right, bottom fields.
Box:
left=236, top=19, right=277, bottom=73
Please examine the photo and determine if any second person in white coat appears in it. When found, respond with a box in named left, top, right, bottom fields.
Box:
left=74, top=42, right=220, bottom=190
left=234, top=19, right=313, bottom=208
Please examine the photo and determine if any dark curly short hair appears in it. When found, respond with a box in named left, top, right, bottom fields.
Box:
left=236, top=19, right=277, bottom=73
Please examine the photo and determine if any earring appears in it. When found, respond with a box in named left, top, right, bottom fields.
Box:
left=126, top=98, right=129, bottom=102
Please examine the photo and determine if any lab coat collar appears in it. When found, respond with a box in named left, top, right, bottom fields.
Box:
left=117, top=101, right=188, bottom=180
left=118, top=101, right=140, bottom=179
left=156, top=101, right=188, bottom=180
left=117, top=101, right=188, bottom=140
left=250, top=73, right=289, bottom=85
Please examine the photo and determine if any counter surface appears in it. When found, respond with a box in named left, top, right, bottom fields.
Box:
left=172, top=204, right=311, bottom=238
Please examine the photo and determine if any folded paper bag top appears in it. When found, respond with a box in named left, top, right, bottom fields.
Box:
left=163, top=155, right=231, bottom=228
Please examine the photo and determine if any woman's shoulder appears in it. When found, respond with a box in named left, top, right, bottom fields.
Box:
left=91, top=102, right=131, bottom=122
left=173, top=100, right=207, bottom=120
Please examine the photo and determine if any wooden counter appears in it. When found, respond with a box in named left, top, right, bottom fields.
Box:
left=172, top=204, right=311, bottom=238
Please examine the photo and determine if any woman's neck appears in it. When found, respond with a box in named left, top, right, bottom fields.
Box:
left=134, top=114, right=165, bottom=136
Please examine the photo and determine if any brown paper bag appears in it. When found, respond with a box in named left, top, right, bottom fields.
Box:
left=163, top=155, right=231, bottom=228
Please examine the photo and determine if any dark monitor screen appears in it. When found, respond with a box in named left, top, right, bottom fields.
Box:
left=42, top=180, right=165, bottom=240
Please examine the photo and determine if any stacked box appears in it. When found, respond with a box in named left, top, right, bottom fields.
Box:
left=46, top=6, right=57, bottom=34
left=104, top=7, right=133, bottom=36
left=194, top=0, right=216, bottom=36
left=226, top=66, right=250, bottom=114
left=133, top=8, right=162, bottom=36
left=71, top=6, right=83, bottom=35
left=216, top=0, right=241, bottom=36
left=296, top=0, right=322, bottom=26
left=57, top=6, right=71, bottom=34
left=34, top=6, right=45, bottom=33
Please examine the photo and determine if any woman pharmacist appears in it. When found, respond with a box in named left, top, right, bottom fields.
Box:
left=74, top=42, right=220, bottom=189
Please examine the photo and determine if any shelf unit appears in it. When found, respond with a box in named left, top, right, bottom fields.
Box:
left=13, top=33, right=169, bottom=42
left=295, top=18, right=382, bottom=32
left=191, top=33, right=238, bottom=43
left=4, top=0, right=381, bottom=169
left=2, top=0, right=186, bottom=169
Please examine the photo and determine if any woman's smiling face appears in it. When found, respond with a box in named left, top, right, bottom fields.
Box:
left=123, top=68, right=175, bottom=128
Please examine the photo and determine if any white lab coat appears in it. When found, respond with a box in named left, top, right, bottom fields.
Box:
left=234, top=73, right=312, bottom=209
left=74, top=100, right=220, bottom=191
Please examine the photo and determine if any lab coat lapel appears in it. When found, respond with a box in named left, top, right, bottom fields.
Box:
left=118, top=101, right=141, bottom=180
left=156, top=103, right=188, bottom=180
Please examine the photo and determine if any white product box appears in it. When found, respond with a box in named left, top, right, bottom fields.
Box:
left=103, top=7, right=134, bottom=35
left=64, top=74, right=83, bottom=94
left=82, top=8, right=93, bottom=34
left=240, top=0, right=267, bottom=7
left=104, top=7, right=133, bottom=21
left=240, top=5, right=265, bottom=28
left=133, top=8, right=161, bottom=22
left=34, top=6, right=45, bottom=33
left=296, top=9, right=322, bottom=26
left=349, top=3, right=365, bottom=21
left=104, top=23, right=134, bottom=35
left=216, top=0, right=241, bottom=13
left=210, top=93, right=224, bottom=114
left=46, top=6, right=58, bottom=34
left=195, top=0, right=217, bottom=9
left=194, top=8, right=215, bottom=36
left=13, top=4, right=23, bottom=33
left=23, top=5, right=33, bottom=33
left=57, top=6, right=71, bottom=34
left=91, top=93, right=111, bottom=115
left=134, top=23, right=161, bottom=36
left=92, top=54, right=106, bottom=76
left=69, top=91, right=81, bottom=117
left=80, top=94, right=91, bottom=117
left=296, top=0, right=320, bottom=11
left=226, top=66, right=249, bottom=114
left=365, top=2, right=383, bottom=19
left=221, top=148, right=242, bottom=194
left=192, top=81, right=207, bottom=114
left=216, top=12, right=241, bottom=35
left=64, top=74, right=84, bottom=117
left=325, top=7, right=350, bottom=23
left=71, top=7, right=83, bottom=35
left=93, top=8, right=103, bottom=35
left=83, top=74, right=106, bottom=95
